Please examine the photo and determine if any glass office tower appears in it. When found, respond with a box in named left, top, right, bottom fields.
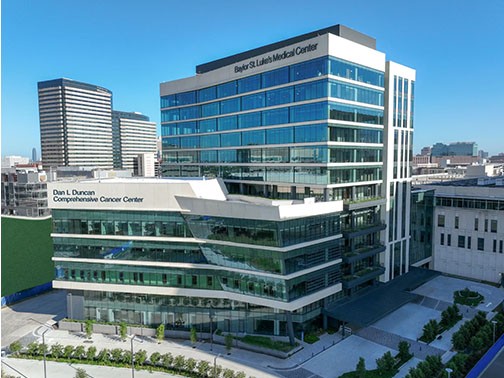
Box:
left=160, top=25, right=416, bottom=291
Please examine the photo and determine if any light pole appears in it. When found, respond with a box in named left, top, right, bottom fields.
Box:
left=445, top=367, right=453, bottom=378
left=492, top=320, right=497, bottom=344
left=29, top=318, right=51, bottom=378
left=213, top=353, right=221, bottom=378
left=128, top=334, right=143, bottom=378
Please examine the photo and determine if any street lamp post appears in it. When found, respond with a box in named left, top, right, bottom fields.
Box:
left=209, top=308, right=214, bottom=351
left=41, top=328, right=50, bottom=378
left=492, top=320, right=497, bottom=344
left=213, top=353, right=221, bottom=378
left=445, top=367, right=453, bottom=378
left=129, top=334, right=143, bottom=378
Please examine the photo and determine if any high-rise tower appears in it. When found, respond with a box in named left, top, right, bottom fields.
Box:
left=38, top=78, right=113, bottom=170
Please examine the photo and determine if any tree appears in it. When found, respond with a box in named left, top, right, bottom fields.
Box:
left=150, top=351, right=161, bottom=366
left=86, top=346, right=97, bottom=361
left=74, top=345, right=86, bottom=360
left=119, top=322, right=128, bottom=342
left=398, top=340, right=412, bottom=361
left=356, top=357, right=366, bottom=378
left=134, top=349, right=147, bottom=366
left=27, top=342, right=39, bottom=356
left=63, top=345, right=74, bottom=359
left=84, top=320, right=93, bottom=339
left=156, top=324, right=165, bottom=344
left=197, top=360, right=210, bottom=377
left=173, top=355, right=185, bottom=372
left=376, top=351, right=395, bottom=374
left=38, top=343, right=48, bottom=357
left=225, top=333, right=233, bottom=355
left=161, top=352, right=173, bottom=369
left=97, top=348, right=110, bottom=364
left=235, top=372, right=246, bottom=378
left=50, top=343, right=63, bottom=359
left=74, top=368, right=87, bottom=378
left=422, top=319, right=440, bottom=342
left=8, top=341, right=21, bottom=356
left=185, top=357, right=197, bottom=373
left=223, top=368, right=235, bottom=378
left=110, top=348, right=123, bottom=363
left=190, top=327, right=197, bottom=347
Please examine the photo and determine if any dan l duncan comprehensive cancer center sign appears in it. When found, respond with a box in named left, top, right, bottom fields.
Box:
left=52, top=189, right=144, bottom=203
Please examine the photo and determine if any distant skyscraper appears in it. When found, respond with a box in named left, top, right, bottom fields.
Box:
left=32, top=147, right=38, bottom=162
left=112, top=111, right=157, bottom=173
left=38, top=78, right=113, bottom=169
left=420, top=146, right=431, bottom=156
left=431, top=142, right=477, bottom=157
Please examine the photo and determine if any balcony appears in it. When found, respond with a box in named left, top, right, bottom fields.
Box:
left=343, top=243, right=386, bottom=264
left=342, top=266, right=385, bottom=289
left=342, top=222, right=386, bottom=239
left=343, top=197, right=386, bottom=211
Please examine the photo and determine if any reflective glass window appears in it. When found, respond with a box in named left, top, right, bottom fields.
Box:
left=162, top=137, right=179, bottom=148
left=161, top=109, right=179, bottom=122
left=261, top=67, right=289, bottom=88
left=161, top=94, right=177, bottom=108
left=329, top=102, right=383, bottom=124
left=238, top=112, right=261, bottom=129
left=266, top=127, right=293, bottom=144
left=199, top=118, right=217, bottom=133
left=201, top=150, right=218, bottom=163
left=198, top=86, right=217, bottom=102
left=220, top=98, right=241, bottom=114
left=177, top=91, right=196, bottom=106
left=242, top=130, right=265, bottom=145
left=221, top=132, right=241, bottom=147
left=238, top=74, right=261, bottom=93
left=178, top=150, right=199, bottom=163
left=237, top=149, right=262, bottom=163
left=177, top=121, right=198, bottom=135
left=217, top=81, right=237, bottom=98
left=263, top=147, right=289, bottom=163
left=262, top=107, right=289, bottom=125
left=291, top=146, right=327, bottom=163
left=329, top=81, right=384, bottom=105
left=267, top=167, right=294, bottom=182
left=295, top=167, right=328, bottom=184
left=266, top=87, right=294, bottom=106
left=201, top=102, right=220, bottom=117
left=179, top=106, right=199, bottom=120
left=290, top=57, right=327, bottom=82
left=201, top=134, right=220, bottom=148
left=180, top=136, right=199, bottom=148
left=295, top=80, right=327, bottom=101
left=290, top=102, right=327, bottom=123
left=242, top=93, right=265, bottom=110
left=218, top=115, right=238, bottom=130
left=329, top=57, right=384, bottom=87
left=219, top=150, right=238, bottom=163
left=295, top=124, right=327, bottom=143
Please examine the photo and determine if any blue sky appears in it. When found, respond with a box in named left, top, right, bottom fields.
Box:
left=2, top=0, right=504, bottom=157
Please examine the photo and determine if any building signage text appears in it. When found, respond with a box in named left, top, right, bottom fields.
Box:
left=52, top=189, right=144, bottom=204
left=234, top=43, right=318, bottom=74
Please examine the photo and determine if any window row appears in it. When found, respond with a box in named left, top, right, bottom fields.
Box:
left=163, top=165, right=383, bottom=185
left=162, top=101, right=383, bottom=137
left=161, top=57, right=384, bottom=107
left=437, top=214, right=499, bottom=233
left=436, top=197, right=504, bottom=211
left=164, top=146, right=382, bottom=164
left=440, top=233, right=504, bottom=253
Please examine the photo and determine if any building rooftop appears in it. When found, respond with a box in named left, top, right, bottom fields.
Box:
left=196, top=24, right=376, bottom=74
left=426, top=177, right=504, bottom=188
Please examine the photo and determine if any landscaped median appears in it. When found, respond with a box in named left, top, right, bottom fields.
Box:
left=8, top=340, right=248, bottom=378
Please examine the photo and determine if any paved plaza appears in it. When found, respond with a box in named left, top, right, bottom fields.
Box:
left=2, top=275, right=504, bottom=378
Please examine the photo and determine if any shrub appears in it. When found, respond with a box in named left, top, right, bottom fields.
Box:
left=173, top=355, right=185, bottom=371
left=119, top=322, right=128, bottom=342
left=110, top=348, right=123, bottom=363
left=197, top=360, right=210, bottom=377
left=50, top=343, right=63, bottom=359
left=156, top=324, right=165, bottom=343
left=97, top=348, right=110, bottom=364
left=26, top=342, right=39, bottom=356
left=185, top=357, right=197, bottom=373
left=63, top=345, right=74, bottom=359
left=149, top=351, right=161, bottom=366
left=356, top=357, right=366, bottom=378
left=74, top=368, right=87, bottom=378
left=134, top=349, right=147, bottom=366
left=161, top=352, right=173, bottom=369
left=304, top=333, right=320, bottom=344
left=86, top=346, right=97, bottom=361
left=190, top=327, right=197, bottom=346
left=8, top=341, right=21, bottom=356
left=74, top=345, right=86, bottom=360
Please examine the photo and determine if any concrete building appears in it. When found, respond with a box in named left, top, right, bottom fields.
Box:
left=2, top=156, right=30, bottom=168
left=1, top=166, right=49, bottom=217
left=420, top=178, right=504, bottom=284
left=160, top=24, right=416, bottom=288
left=112, top=111, right=157, bottom=174
left=49, top=177, right=344, bottom=338
left=38, top=78, right=113, bottom=170
left=136, top=153, right=156, bottom=177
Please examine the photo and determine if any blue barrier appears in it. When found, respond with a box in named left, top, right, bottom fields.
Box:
left=466, top=333, right=504, bottom=378
left=1, top=282, right=53, bottom=307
